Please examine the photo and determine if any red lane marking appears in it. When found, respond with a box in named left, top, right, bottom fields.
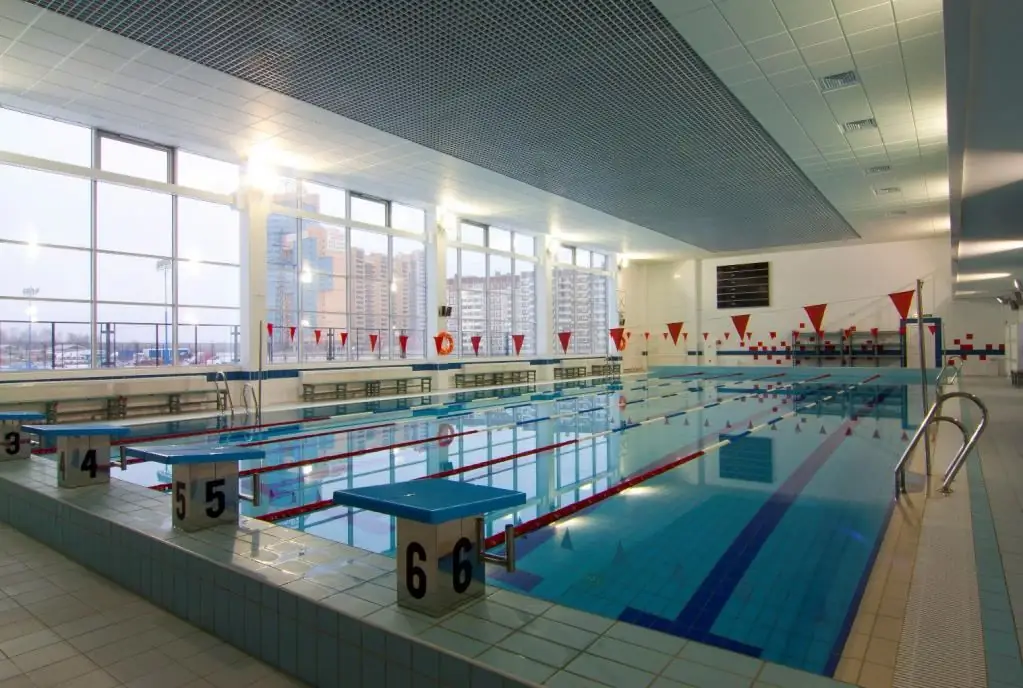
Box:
left=805, top=373, right=832, bottom=382
left=427, top=440, right=578, bottom=479
left=862, top=374, right=882, bottom=383
left=239, top=422, right=396, bottom=447
left=148, top=427, right=483, bottom=491
left=484, top=448, right=707, bottom=549
left=751, top=372, right=787, bottom=381
left=256, top=439, right=577, bottom=522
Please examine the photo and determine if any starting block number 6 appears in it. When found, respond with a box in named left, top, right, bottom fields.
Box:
left=405, top=537, right=474, bottom=599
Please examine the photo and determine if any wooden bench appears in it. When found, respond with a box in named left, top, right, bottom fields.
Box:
left=300, top=369, right=432, bottom=402
left=453, top=370, right=536, bottom=388
left=591, top=363, right=621, bottom=376
left=553, top=366, right=588, bottom=380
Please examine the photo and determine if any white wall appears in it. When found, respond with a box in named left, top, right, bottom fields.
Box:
left=623, top=237, right=1010, bottom=374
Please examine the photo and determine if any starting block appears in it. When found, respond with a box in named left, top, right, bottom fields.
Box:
left=333, top=479, right=525, bottom=616
left=1, top=411, right=45, bottom=461
left=123, top=445, right=264, bottom=531
left=23, top=423, right=131, bottom=488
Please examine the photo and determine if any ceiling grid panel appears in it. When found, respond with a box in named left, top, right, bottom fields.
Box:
left=17, top=0, right=857, bottom=252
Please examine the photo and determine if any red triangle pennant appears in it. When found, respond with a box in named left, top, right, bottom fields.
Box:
left=662, top=332, right=668, bottom=340
left=770, top=331, right=777, bottom=339
left=289, top=326, right=296, bottom=342
left=731, top=314, right=750, bottom=340
left=471, top=335, right=482, bottom=355
left=682, top=332, right=689, bottom=341
left=870, top=327, right=879, bottom=337
left=804, top=304, right=827, bottom=333
left=610, top=327, right=626, bottom=351
left=667, top=322, right=683, bottom=346
left=369, top=333, right=378, bottom=352
left=398, top=334, right=409, bottom=355
left=512, top=334, right=525, bottom=355
left=889, top=290, right=915, bottom=320
left=626, top=331, right=632, bottom=339
left=314, top=329, right=322, bottom=344
left=558, top=331, right=572, bottom=353
left=724, top=332, right=731, bottom=340
left=702, top=332, right=709, bottom=341
left=266, top=323, right=274, bottom=337
left=644, top=331, right=650, bottom=340
left=339, top=331, right=348, bottom=347
left=928, top=324, right=936, bottom=336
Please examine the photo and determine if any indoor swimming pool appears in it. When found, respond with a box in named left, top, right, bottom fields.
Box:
left=91, top=368, right=923, bottom=678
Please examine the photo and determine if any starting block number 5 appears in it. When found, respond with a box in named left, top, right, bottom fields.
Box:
left=173, top=479, right=227, bottom=521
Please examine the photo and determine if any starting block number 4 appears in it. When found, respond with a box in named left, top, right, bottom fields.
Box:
left=57, top=438, right=111, bottom=488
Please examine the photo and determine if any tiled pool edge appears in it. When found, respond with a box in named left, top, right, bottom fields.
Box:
left=0, top=458, right=538, bottom=688
left=0, top=457, right=865, bottom=688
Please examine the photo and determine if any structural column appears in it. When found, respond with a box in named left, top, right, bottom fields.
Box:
left=238, top=185, right=271, bottom=371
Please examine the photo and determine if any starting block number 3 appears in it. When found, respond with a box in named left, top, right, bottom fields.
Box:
left=3, top=431, right=20, bottom=457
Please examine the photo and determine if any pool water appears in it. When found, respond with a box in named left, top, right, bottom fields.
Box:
left=107, top=368, right=922, bottom=677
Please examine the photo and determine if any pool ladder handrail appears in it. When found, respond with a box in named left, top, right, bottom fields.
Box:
left=213, top=371, right=234, bottom=418
left=894, top=390, right=988, bottom=498
left=242, top=383, right=260, bottom=421
left=474, top=518, right=517, bottom=573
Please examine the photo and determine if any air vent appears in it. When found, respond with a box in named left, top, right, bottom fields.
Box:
left=874, top=187, right=902, bottom=196
left=819, top=71, right=859, bottom=93
left=886, top=210, right=908, bottom=216
left=842, top=118, right=878, bottom=133
left=865, top=165, right=892, bottom=175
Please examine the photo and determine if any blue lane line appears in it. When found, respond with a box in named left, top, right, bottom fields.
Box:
left=662, top=393, right=678, bottom=398
left=704, top=402, right=720, bottom=409
left=619, top=388, right=892, bottom=662
left=516, top=416, right=550, bottom=426
left=578, top=407, right=602, bottom=414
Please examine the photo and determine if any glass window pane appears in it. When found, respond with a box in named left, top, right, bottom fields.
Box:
left=593, top=252, right=608, bottom=270
left=302, top=181, right=346, bottom=218
left=271, top=177, right=300, bottom=208
left=0, top=300, right=91, bottom=371
left=460, top=222, right=485, bottom=246
left=302, top=276, right=347, bottom=322
left=392, top=203, right=425, bottom=234
left=178, top=199, right=239, bottom=264
left=0, top=245, right=90, bottom=301
left=556, top=246, right=573, bottom=264
left=576, top=249, right=591, bottom=268
left=178, top=261, right=240, bottom=308
left=460, top=251, right=486, bottom=281
left=514, top=233, right=535, bottom=257
left=489, top=227, right=511, bottom=252
left=96, top=303, right=169, bottom=367
left=96, top=183, right=172, bottom=256
left=266, top=214, right=299, bottom=337
left=100, top=137, right=168, bottom=183
left=489, top=255, right=512, bottom=282
left=392, top=237, right=426, bottom=339
left=177, top=152, right=239, bottom=194
left=0, top=107, right=91, bottom=166
left=302, top=221, right=347, bottom=276
left=351, top=195, right=386, bottom=226
left=0, top=166, right=91, bottom=248
left=176, top=307, right=240, bottom=365
left=97, top=253, right=170, bottom=304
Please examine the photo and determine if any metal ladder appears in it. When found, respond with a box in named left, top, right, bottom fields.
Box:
left=213, top=371, right=234, bottom=418
left=242, top=383, right=260, bottom=422
left=894, top=390, right=989, bottom=499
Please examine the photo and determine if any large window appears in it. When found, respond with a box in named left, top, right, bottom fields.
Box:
left=266, top=186, right=428, bottom=362
left=553, top=246, right=613, bottom=356
left=446, top=222, right=537, bottom=357
left=0, top=107, right=240, bottom=370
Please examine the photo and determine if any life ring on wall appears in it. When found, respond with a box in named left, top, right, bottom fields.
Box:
left=437, top=331, right=455, bottom=356
left=617, top=336, right=628, bottom=352
left=438, top=423, right=455, bottom=447
left=618, top=395, right=628, bottom=409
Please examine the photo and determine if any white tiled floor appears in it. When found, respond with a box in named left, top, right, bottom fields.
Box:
left=0, top=522, right=305, bottom=688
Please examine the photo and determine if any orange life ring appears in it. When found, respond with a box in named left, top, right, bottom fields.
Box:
left=617, top=335, right=628, bottom=352
left=438, top=423, right=455, bottom=447
left=618, top=395, right=628, bottom=409
left=437, top=331, right=455, bottom=356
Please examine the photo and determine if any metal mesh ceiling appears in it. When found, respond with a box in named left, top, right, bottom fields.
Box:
left=27, top=0, right=859, bottom=252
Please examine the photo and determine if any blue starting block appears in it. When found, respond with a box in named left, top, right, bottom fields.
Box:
left=23, top=423, right=131, bottom=488
left=333, top=479, right=525, bottom=616
left=1, top=411, right=45, bottom=461
left=124, top=445, right=265, bottom=531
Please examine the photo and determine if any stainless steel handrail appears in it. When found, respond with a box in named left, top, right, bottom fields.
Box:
left=894, top=391, right=989, bottom=498
left=213, top=371, right=234, bottom=418
left=242, top=383, right=259, bottom=417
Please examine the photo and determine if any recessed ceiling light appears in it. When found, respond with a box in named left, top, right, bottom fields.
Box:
left=874, top=187, right=901, bottom=195
left=864, top=165, right=891, bottom=175
left=957, top=240, right=1023, bottom=258
left=841, top=118, right=877, bottom=133
left=885, top=210, right=907, bottom=216
left=956, top=272, right=1011, bottom=283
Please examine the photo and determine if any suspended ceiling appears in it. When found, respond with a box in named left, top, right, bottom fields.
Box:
left=7, top=0, right=860, bottom=253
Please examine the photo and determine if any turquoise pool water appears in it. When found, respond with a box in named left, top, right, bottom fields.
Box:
left=110, top=367, right=923, bottom=677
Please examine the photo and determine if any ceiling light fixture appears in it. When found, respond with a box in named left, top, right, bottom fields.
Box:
left=957, top=240, right=1023, bottom=258
left=956, top=272, right=1011, bottom=283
